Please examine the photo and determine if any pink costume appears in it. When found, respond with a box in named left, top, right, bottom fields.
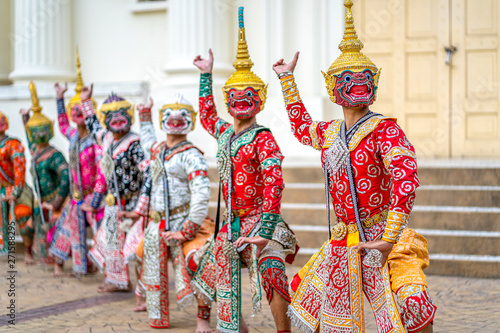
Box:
left=49, top=90, right=107, bottom=275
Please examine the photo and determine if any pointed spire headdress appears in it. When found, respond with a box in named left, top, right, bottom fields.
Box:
left=67, top=48, right=96, bottom=119
left=223, top=7, right=268, bottom=110
left=323, top=0, right=381, bottom=102
left=25, top=81, right=54, bottom=141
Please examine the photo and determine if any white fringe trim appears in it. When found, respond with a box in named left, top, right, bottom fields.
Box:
left=251, top=300, right=261, bottom=318
left=190, top=280, right=214, bottom=305
left=104, top=277, right=130, bottom=290
left=177, top=292, right=195, bottom=311
left=287, top=305, right=316, bottom=333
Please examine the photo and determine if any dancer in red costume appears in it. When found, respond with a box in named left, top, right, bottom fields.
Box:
left=191, top=7, right=297, bottom=333
left=273, top=1, right=436, bottom=332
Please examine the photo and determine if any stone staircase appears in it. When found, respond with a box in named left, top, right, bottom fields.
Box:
left=208, top=161, right=500, bottom=278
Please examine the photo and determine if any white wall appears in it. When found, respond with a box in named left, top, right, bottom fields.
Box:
left=1, top=0, right=346, bottom=186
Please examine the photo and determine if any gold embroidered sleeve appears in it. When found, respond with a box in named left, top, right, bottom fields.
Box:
left=279, top=74, right=302, bottom=106
left=309, top=122, right=322, bottom=150
left=382, top=210, right=410, bottom=243
left=383, top=146, right=417, bottom=170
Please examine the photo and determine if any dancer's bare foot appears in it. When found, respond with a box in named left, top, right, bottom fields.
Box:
left=241, top=316, right=249, bottom=333
left=53, top=262, right=69, bottom=277
left=133, top=295, right=147, bottom=312
left=97, top=279, right=107, bottom=292
left=196, top=317, right=214, bottom=333
left=24, top=249, right=36, bottom=265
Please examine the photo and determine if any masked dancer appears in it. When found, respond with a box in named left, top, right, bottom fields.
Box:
left=49, top=51, right=107, bottom=277
left=273, top=1, right=436, bottom=332
left=192, top=7, right=297, bottom=333
left=21, top=81, right=70, bottom=265
left=82, top=85, right=145, bottom=292
left=132, top=94, right=213, bottom=331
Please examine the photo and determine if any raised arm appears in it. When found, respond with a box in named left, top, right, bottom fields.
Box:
left=81, top=84, right=106, bottom=146
left=273, top=52, right=330, bottom=150
left=376, top=121, right=419, bottom=244
left=194, top=49, right=230, bottom=139
left=19, top=109, right=35, bottom=154
left=137, top=97, right=156, bottom=159
left=54, top=82, right=75, bottom=140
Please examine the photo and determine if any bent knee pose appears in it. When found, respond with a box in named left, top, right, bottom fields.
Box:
left=273, top=1, right=436, bottom=333
left=81, top=84, right=145, bottom=292
left=50, top=52, right=106, bottom=277
left=133, top=94, right=213, bottom=330
left=191, top=7, right=297, bottom=333
left=21, top=82, right=70, bottom=266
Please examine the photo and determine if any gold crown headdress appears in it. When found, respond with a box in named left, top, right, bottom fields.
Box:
left=322, top=0, right=381, bottom=103
left=160, top=93, right=197, bottom=130
left=67, top=48, right=96, bottom=119
left=25, top=81, right=54, bottom=141
left=223, top=7, right=268, bottom=110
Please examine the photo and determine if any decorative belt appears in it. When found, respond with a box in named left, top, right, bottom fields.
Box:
left=150, top=203, right=191, bottom=223
left=223, top=208, right=253, bottom=219
left=72, top=188, right=93, bottom=201
left=231, top=208, right=251, bottom=218
left=41, top=192, right=57, bottom=203
left=105, top=191, right=140, bottom=206
left=332, top=209, right=388, bottom=241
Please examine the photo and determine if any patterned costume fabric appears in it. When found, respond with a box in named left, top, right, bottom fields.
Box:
left=83, top=99, right=145, bottom=288
left=133, top=112, right=211, bottom=328
left=0, top=136, right=33, bottom=255
left=191, top=73, right=297, bottom=333
left=49, top=98, right=107, bottom=275
left=29, top=145, right=70, bottom=262
left=280, top=73, right=436, bottom=333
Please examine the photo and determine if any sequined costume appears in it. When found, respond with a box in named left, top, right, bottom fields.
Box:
left=191, top=9, right=297, bottom=332
left=49, top=58, right=107, bottom=275
left=281, top=2, right=436, bottom=333
left=0, top=122, right=33, bottom=255
left=83, top=95, right=145, bottom=289
left=22, top=82, right=70, bottom=263
left=133, top=97, right=211, bottom=328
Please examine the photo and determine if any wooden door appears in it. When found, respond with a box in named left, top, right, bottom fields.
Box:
left=450, top=0, right=500, bottom=157
left=352, top=0, right=451, bottom=157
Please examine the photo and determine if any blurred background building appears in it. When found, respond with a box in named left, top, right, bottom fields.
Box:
left=1, top=0, right=499, bottom=277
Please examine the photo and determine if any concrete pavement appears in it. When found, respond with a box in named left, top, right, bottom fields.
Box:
left=1, top=254, right=499, bottom=332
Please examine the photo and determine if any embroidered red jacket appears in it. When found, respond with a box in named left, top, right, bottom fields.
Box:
left=280, top=73, right=419, bottom=243
left=199, top=73, right=285, bottom=239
